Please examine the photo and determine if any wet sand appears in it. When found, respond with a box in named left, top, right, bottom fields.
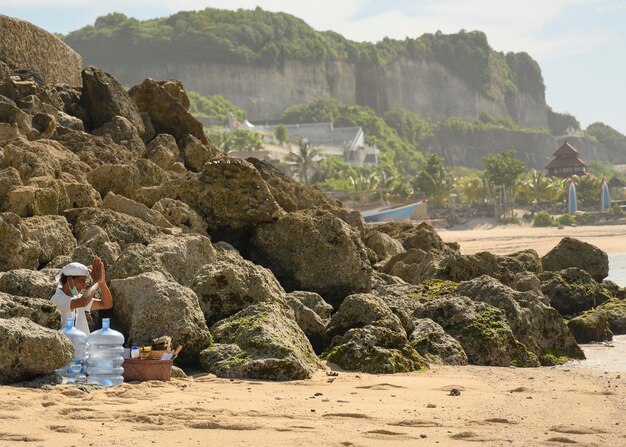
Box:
left=2, top=364, right=625, bottom=446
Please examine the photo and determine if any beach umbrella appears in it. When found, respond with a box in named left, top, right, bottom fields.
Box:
left=601, top=179, right=610, bottom=212
left=568, top=178, right=577, bottom=214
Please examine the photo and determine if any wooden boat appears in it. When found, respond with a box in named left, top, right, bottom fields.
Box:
left=359, top=201, right=422, bottom=223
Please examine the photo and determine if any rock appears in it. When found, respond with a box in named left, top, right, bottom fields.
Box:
left=325, top=207, right=366, bottom=236
left=129, top=78, right=206, bottom=144
left=200, top=302, right=322, bottom=380
left=102, top=192, right=173, bottom=229
left=509, top=272, right=542, bottom=295
left=87, top=163, right=139, bottom=199
left=171, top=366, right=187, bottom=378
left=247, top=157, right=341, bottom=212
left=286, top=291, right=333, bottom=321
left=110, top=272, right=211, bottom=365
left=80, top=66, right=145, bottom=137
left=324, top=325, right=427, bottom=374
left=0, top=122, right=22, bottom=144
left=542, top=237, right=609, bottom=281
left=63, top=180, right=102, bottom=209
left=539, top=268, right=606, bottom=316
left=325, top=293, right=405, bottom=340
left=251, top=208, right=372, bottom=308
left=596, top=299, right=626, bottom=334
left=92, top=115, right=145, bottom=154
left=159, top=80, right=190, bottom=110
left=22, top=215, right=76, bottom=266
left=56, top=130, right=135, bottom=168
left=31, top=113, right=56, bottom=138
left=284, top=292, right=329, bottom=352
left=152, top=198, right=208, bottom=235
left=0, top=292, right=60, bottom=329
left=0, top=101, right=32, bottom=134
left=143, top=134, right=179, bottom=170
left=375, top=222, right=455, bottom=253
left=0, top=212, right=40, bottom=270
left=70, top=225, right=121, bottom=270
left=414, top=296, right=540, bottom=367
left=382, top=249, right=429, bottom=283
left=189, top=249, right=284, bottom=325
left=0, top=317, right=73, bottom=384
left=455, top=275, right=583, bottom=363
left=409, top=318, right=468, bottom=365
left=64, top=207, right=162, bottom=250
left=0, top=269, right=56, bottom=299
left=110, top=233, right=216, bottom=286
left=364, top=230, right=405, bottom=262
left=180, top=134, right=222, bottom=172
left=135, top=159, right=170, bottom=189
left=0, top=167, right=22, bottom=205
left=567, top=311, right=613, bottom=343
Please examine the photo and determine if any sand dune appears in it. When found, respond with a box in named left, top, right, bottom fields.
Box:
left=2, top=364, right=625, bottom=446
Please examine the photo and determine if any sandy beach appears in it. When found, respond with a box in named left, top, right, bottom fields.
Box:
left=439, top=222, right=626, bottom=256
left=2, top=365, right=625, bottom=447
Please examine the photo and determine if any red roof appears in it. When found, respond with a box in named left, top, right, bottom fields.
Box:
left=544, top=154, right=588, bottom=169
left=553, top=141, right=580, bottom=156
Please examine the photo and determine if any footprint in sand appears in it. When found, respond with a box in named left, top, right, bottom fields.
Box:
left=186, top=420, right=259, bottom=430
left=439, top=385, right=466, bottom=392
left=356, top=383, right=407, bottom=390
left=0, top=432, right=45, bottom=442
left=509, top=386, right=533, bottom=393
left=388, top=419, right=441, bottom=427
left=547, top=436, right=578, bottom=444
left=550, top=425, right=606, bottom=435
left=365, top=429, right=406, bottom=436
left=323, top=413, right=370, bottom=419
left=48, top=425, right=79, bottom=433
left=450, top=431, right=494, bottom=442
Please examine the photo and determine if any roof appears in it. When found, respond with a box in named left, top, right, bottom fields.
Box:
left=608, top=177, right=626, bottom=188
left=553, top=141, right=580, bottom=156
left=544, top=154, right=588, bottom=169
left=266, top=122, right=363, bottom=151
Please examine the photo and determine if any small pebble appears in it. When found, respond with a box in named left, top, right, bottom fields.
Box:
left=420, top=434, right=427, bottom=439
left=427, top=403, right=436, bottom=408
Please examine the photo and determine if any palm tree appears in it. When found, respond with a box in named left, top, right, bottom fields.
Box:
left=286, top=137, right=320, bottom=185
left=458, top=175, right=489, bottom=205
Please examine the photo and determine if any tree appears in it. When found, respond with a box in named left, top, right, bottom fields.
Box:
left=574, top=175, right=601, bottom=209
left=458, top=175, right=489, bottom=205
left=274, top=125, right=289, bottom=145
left=483, top=150, right=527, bottom=217
left=286, top=137, right=320, bottom=185
left=414, top=153, right=455, bottom=206
left=518, top=170, right=563, bottom=210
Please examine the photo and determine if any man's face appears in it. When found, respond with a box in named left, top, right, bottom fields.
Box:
left=69, top=276, right=89, bottom=292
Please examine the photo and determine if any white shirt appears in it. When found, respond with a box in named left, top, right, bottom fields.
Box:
left=51, top=287, right=93, bottom=335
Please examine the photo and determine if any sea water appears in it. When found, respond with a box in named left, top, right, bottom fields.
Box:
left=568, top=253, right=626, bottom=372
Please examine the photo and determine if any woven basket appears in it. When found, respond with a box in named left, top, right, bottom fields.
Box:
left=122, top=358, right=173, bottom=382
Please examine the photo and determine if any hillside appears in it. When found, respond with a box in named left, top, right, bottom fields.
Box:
left=63, top=8, right=547, bottom=127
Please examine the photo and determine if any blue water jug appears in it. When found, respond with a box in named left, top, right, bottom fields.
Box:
left=56, top=316, right=88, bottom=383
left=86, top=318, right=125, bottom=387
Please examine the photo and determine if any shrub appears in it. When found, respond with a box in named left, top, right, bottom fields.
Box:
left=609, top=205, right=625, bottom=218
left=558, top=214, right=576, bottom=226
left=576, top=213, right=596, bottom=225
left=532, top=210, right=553, bottom=227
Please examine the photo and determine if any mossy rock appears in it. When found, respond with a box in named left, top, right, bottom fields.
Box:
left=595, top=299, right=626, bottom=334
left=539, top=268, right=602, bottom=316
left=324, top=325, right=428, bottom=374
left=414, top=296, right=539, bottom=367
left=409, top=318, right=468, bottom=365
left=567, top=310, right=612, bottom=343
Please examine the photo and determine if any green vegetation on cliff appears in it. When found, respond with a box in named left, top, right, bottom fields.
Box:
left=188, top=92, right=246, bottom=121
left=586, top=122, right=626, bottom=163
left=546, top=107, right=580, bottom=136
left=63, top=8, right=544, bottom=98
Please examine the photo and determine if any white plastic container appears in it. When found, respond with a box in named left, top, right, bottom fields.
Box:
left=56, top=317, right=88, bottom=383
left=86, top=318, right=125, bottom=387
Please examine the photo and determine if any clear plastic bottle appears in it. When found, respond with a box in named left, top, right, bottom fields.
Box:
left=56, top=316, right=88, bottom=383
left=86, top=318, right=125, bottom=387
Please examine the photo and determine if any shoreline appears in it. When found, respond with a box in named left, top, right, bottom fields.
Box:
left=438, top=222, right=626, bottom=256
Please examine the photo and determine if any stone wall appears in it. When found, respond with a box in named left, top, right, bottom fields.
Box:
left=0, top=15, right=82, bottom=86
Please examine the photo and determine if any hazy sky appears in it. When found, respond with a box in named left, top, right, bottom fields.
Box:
left=2, top=0, right=625, bottom=133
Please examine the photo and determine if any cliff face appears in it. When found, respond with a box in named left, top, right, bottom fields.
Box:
left=92, top=56, right=547, bottom=128
left=423, top=129, right=608, bottom=170
left=0, top=15, right=82, bottom=86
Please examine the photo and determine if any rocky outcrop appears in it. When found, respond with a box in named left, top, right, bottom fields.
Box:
left=409, top=318, right=468, bottom=365
left=200, top=302, right=322, bottom=380
left=110, top=272, right=211, bottom=365
left=542, top=237, right=609, bottom=282
left=251, top=208, right=372, bottom=307
left=539, top=268, right=611, bottom=316
left=0, top=15, right=82, bottom=85
left=0, top=269, right=55, bottom=299
left=0, top=212, right=40, bottom=270
left=363, top=230, right=405, bottom=262
left=284, top=291, right=332, bottom=352
left=567, top=311, right=612, bottom=344
left=375, top=222, right=454, bottom=253
left=0, top=317, right=73, bottom=384
left=0, top=292, right=60, bottom=329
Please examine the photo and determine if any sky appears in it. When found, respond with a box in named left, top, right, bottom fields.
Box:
left=2, top=0, right=625, bottom=134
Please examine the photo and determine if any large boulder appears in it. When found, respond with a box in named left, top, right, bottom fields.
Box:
left=87, top=163, right=139, bottom=199
left=567, top=311, right=613, bottom=343
left=455, top=275, right=583, bottom=363
left=539, top=268, right=610, bottom=316
left=325, top=293, right=405, bottom=340
left=152, top=198, right=208, bottom=235
left=251, top=208, right=372, bottom=307
left=414, top=296, right=539, bottom=367
left=284, top=292, right=331, bottom=353
left=143, top=133, right=179, bottom=170
left=92, top=115, right=145, bottom=154
left=199, top=302, right=322, bottom=380
left=0, top=292, right=60, bottom=329
left=324, top=325, right=427, bottom=374
left=110, top=233, right=216, bottom=286
left=190, top=249, right=285, bottom=325
left=129, top=78, right=206, bottom=144
left=363, top=230, right=405, bottom=262
left=70, top=225, right=121, bottom=271
left=180, top=134, right=222, bottom=172
left=0, top=269, right=56, bottom=299
left=110, top=272, right=211, bottom=365
left=542, top=237, right=609, bottom=281
left=595, top=299, right=626, bottom=334
left=0, top=212, right=40, bottom=270
left=80, top=66, right=145, bottom=137
left=0, top=317, right=73, bottom=384
left=102, top=192, right=172, bottom=229
left=409, top=318, right=468, bottom=365
left=375, top=222, right=455, bottom=253
left=246, top=157, right=341, bottom=212
left=56, top=130, right=136, bottom=168
left=22, top=215, right=76, bottom=266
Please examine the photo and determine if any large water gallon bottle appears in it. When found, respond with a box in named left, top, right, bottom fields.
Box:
left=56, top=316, right=88, bottom=383
left=86, top=318, right=125, bottom=387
